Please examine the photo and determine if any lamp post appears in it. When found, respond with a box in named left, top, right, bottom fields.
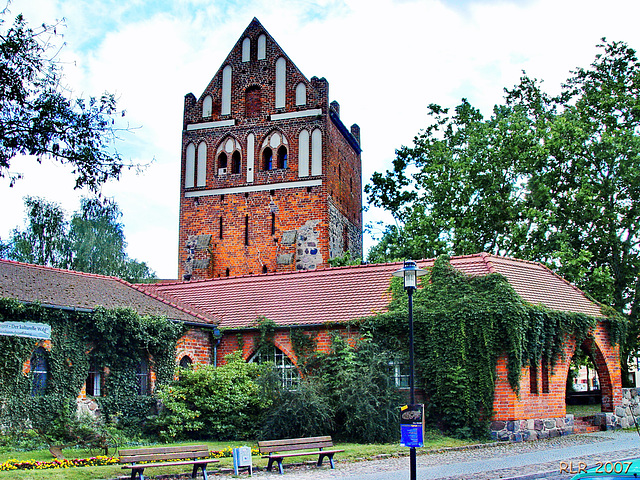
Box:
left=393, top=260, right=427, bottom=480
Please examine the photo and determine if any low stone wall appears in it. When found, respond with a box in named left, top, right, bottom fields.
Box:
left=490, top=415, right=574, bottom=442
left=596, top=387, right=640, bottom=430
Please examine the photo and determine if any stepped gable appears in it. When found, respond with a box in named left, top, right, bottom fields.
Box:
left=0, top=259, right=215, bottom=324
left=141, top=253, right=604, bottom=330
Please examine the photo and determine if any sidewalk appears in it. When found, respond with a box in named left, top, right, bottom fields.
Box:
left=239, top=430, right=640, bottom=480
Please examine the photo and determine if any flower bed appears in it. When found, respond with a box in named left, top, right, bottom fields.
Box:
left=0, top=455, right=119, bottom=471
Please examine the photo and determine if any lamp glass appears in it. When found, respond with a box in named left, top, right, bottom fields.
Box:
left=404, top=270, right=417, bottom=289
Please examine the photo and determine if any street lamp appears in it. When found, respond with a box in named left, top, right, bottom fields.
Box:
left=393, top=259, right=427, bottom=480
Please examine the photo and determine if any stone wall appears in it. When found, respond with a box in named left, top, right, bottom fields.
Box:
left=490, top=415, right=575, bottom=442
left=596, top=387, right=640, bottom=430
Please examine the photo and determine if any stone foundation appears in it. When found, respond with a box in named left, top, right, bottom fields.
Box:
left=600, top=387, right=640, bottom=430
left=490, top=415, right=574, bottom=442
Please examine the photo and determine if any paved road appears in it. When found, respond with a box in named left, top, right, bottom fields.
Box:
left=242, top=430, right=640, bottom=480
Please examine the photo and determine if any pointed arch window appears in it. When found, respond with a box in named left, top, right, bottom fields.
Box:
left=179, top=355, right=193, bottom=369
left=261, top=132, right=289, bottom=171
left=232, top=151, right=241, bottom=174
left=257, top=34, right=266, bottom=60
left=277, top=145, right=288, bottom=169
left=263, top=147, right=273, bottom=170
left=275, top=57, right=286, bottom=109
left=30, top=347, right=48, bottom=396
left=196, top=142, right=207, bottom=187
left=185, top=143, right=196, bottom=188
left=242, top=37, right=250, bottom=62
left=221, top=65, right=232, bottom=116
left=217, top=138, right=242, bottom=176
left=295, top=82, right=306, bottom=106
left=249, top=345, right=299, bottom=389
left=202, top=95, right=213, bottom=118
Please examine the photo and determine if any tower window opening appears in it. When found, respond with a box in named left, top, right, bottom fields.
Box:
left=271, top=212, right=276, bottom=235
left=232, top=151, right=241, bottom=174
left=245, top=215, right=249, bottom=245
left=226, top=267, right=230, bottom=277
left=219, top=216, right=223, bottom=239
left=277, top=145, right=288, bottom=169
left=263, top=147, right=273, bottom=170
left=262, top=265, right=268, bottom=274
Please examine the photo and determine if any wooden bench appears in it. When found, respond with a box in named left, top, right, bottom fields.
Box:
left=258, top=436, right=344, bottom=474
left=119, top=444, right=218, bottom=480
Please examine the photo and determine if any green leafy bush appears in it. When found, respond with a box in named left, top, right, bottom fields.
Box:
left=153, top=351, right=271, bottom=441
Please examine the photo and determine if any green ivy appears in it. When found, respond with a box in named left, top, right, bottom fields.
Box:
left=0, top=298, right=184, bottom=439
left=361, top=255, right=624, bottom=438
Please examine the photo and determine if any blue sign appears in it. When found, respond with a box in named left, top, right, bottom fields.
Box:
left=401, top=424, right=424, bottom=448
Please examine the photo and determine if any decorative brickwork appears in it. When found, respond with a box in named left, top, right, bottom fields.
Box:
left=178, top=18, right=362, bottom=280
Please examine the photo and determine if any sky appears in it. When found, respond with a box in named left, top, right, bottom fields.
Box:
left=1, top=0, right=640, bottom=279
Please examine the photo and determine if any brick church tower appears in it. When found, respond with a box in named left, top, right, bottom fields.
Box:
left=178, top=18, right=362, bottom=280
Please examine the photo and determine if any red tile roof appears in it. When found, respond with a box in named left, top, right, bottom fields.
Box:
left=0, top=259, right=215, bottom=325
left=140, top=253, right=604, bottom=330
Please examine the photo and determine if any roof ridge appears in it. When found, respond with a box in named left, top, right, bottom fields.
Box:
left=128, top=282, right=217, bottom=325
left=0, top=258, right=121, bottom=281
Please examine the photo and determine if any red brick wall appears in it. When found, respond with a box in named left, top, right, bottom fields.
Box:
left=493, top=321, right=621, bottom=421
left=176, top=327, right=213, bottom=366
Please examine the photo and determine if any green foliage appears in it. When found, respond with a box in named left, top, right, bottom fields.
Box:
left=328, top=251, right=362, bottom=267
left=1, top=196, right=156, bottom=283
left=0, top=298, right=183, bottom=447
left=0, top=11, right=133, bottom=191
left=70, top=198, right=154, bottom=282
left=153, top=352, right=271, bottom=441
left=2, top=197, right=70, bottom=268
left=313, top=334, right=402, bottom=443
left=362, top=256, right=608, bottom=438
left=258, top=375, right=334, bottom=440
left=365, top=39, right=639, bottom=372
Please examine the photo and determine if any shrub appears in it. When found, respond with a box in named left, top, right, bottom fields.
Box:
left=153, top=351, right=271, bottom=441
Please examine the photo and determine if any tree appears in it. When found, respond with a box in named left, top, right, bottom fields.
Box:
left=69, top=197, right=154, bottom=282
left=1, top=196, right=70, bottom=267
left=0, top=9, right=133, bottom=191
left=366, top=39, right=639, bottom=377
left=2, top=196, right=155, bottom=282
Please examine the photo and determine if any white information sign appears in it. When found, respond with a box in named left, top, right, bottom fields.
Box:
left=0, top=322, right=51, bottom=340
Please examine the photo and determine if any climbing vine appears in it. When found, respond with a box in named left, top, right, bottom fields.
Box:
left=0, top=298, right=184, bottom=438
left=361, top=255, right=626, bottom=438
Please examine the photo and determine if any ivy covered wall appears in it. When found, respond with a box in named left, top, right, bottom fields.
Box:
left=360, top=256, right=626, bottom=438
left=0, top=298, right=184, bottom=432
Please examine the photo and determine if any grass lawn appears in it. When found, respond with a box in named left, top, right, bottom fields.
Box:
left=566, top=403, right=602, bottom=417
left=0, top=431, right=478, bottom=480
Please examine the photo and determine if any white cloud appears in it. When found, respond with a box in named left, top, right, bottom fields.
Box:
left=3, top=0, right=640, bottom=275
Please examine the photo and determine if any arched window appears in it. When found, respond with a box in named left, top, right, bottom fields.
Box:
left=275, top=57, right=286, bottom=109
left=257, top=34, right=266, bottom=60
left=249, top=345, right=299, bottom=389
left=136, top=356, right=150, bottom=395
left=30, top=347, right=48, bottom=396
left=242, top=37, right=250, bottom=62
left=295, top=82, right=306, bottom=106
left=263, top=147, right=273, bottom=170
left=221, top=65, right=232, bottom=116
left=217, top=137, right=242, bottom=176
left=218, top=152, right=228, bottom=174
left=202, top=95, right=213, bottom=118
left=196, top=142, right=207, bottom=187
left=277, top=145, right=287, bottom=169
left=245, top=86, right=262, bottom=117
left=298, top=130, right=309, bottom=177
left=311, top=128, right=322, bottom=176
left=185, top=143, right=196, bottom=188
left=232, top=151, right=241, bottom=174
left=262, top=132, right=288, bottom=171
left=179, top=355, right=193, bottom=369
left=86, top=355, right=102, bottom=397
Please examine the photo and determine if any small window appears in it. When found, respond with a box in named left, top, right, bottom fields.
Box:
left=271, top=212, right=276, bottom=235
left=257, top=34, right=266, bottom=60
left=179, top=355, right=193, bottom=369
left=263, top=147, right=273, bottom=170
left=219, top=216, right=223, bottom=239
left=137, top=356, right=150, bottom=395
left=295, top=82, right=306, bottom=106
left=232, top=151, right=241, bottom=174
left=389, top=359, right=410, bottom=388
left=245, top=215, right=249, bottom=246
left=277, top=146, right=287, bottom=169
left=86, top=356, right=102, bottom=397
left=242, top=37, right=250, bottom=62
left=30, top=347, right=48, bottom=396
left=218, top=152, right=228, bottom=169
left=262, top=265, right=268, bottom=274
left=202, top=95, right=213, bottom=118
